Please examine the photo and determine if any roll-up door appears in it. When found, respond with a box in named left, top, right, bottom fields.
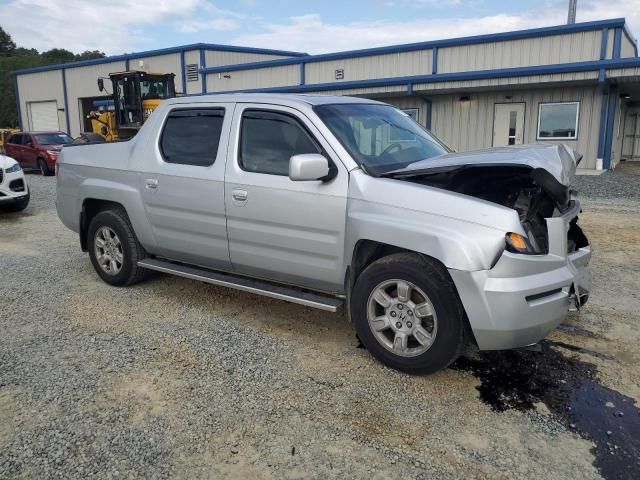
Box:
left=28, top=101, right=59, bottom=131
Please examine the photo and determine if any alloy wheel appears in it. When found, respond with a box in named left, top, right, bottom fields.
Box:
left=366, top=279, right=438, bottom=357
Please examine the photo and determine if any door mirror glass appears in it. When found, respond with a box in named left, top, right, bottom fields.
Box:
left=289, top=154, right=329, bottom=181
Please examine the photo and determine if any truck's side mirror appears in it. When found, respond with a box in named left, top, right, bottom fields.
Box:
left=97, top=78, right=104, bottom=92
left=289, top=154, right=330, bottom=181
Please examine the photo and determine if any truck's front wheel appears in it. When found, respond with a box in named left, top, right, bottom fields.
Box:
left=87, top=208, right=148, bottom=286
left=351, top=253, right=467, bottom=374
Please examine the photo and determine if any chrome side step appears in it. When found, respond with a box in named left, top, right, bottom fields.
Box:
left=137, top=258, right=343, bottom=312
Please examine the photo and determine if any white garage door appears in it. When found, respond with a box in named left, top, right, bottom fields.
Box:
left=28, top=101, right=60, bottom=131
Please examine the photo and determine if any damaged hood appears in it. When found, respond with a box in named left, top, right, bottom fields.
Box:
left=386, top=144, right=580, bottom=187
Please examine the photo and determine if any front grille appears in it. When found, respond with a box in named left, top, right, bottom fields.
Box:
left=9, top=178, right=24, bottom=192
left=0, top=169, right=4, bottom=184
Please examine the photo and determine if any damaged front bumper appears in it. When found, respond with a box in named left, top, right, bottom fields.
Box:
left=449, top=201, right=592, bottom=351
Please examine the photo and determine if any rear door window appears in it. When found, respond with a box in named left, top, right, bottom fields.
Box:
left=160, top=108, right=225, bottom=166
left=8, top=134, right=22, bottom=145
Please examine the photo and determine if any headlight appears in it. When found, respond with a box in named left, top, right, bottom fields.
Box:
left=505, top=232, right=535, bottom=254
left=5, top=163, right=21, bottom=173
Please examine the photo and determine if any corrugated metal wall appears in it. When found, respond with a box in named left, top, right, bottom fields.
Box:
left=16, top=70, right=66, bottom=132
left=64, top=61, right=126, bottom=137
left=428, top=85, right=601, bottom=169
left=621, top=35, right=637, bottom=58
left=208, top=64, right=299, bottom=92
left=130, top=53, right=182, bottom=93
left=438, top=31, right=603, bottom=73
left=305, top=50, right=433, bottom=84
left=204, top=51, right=289, bottom=68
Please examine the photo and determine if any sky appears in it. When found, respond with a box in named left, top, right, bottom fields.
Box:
left=0, top=0, right=638, bottom=56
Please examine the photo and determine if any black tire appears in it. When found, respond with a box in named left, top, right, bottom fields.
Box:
left=38, top=158, right=52, bottom=176
left=351, top=252, right=467, bottom=374
left=87, top=208, right=148, bottom=287
left=5, top=192, right=30, bottom=212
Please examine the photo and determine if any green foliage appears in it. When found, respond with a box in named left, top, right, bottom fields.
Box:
left=0, top=26, right=106, bottom=128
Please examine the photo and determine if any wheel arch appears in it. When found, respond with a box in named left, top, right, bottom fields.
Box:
left=346, top=239, right=477, bottom=346
left=76, top=177, right=156, bottom=252
left=80, top=198, right=125, bottom=251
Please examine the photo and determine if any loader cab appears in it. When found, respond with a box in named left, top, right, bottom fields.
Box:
left=102, top=71, right=175, bottom=139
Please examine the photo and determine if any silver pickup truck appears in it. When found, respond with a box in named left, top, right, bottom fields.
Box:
left=56, top=93, right=591, bottom=374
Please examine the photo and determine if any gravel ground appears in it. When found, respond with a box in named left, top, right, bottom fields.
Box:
left=1, top=164, right=639, bottom=479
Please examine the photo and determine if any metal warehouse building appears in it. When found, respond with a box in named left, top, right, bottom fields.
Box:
left=12, top=18, right=640, bottom=170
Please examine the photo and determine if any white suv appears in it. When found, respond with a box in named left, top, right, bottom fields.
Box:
left=0, top=154, right=30, bottom=212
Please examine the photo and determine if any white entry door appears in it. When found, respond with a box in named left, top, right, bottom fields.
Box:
left=493, top=103, right=525, bottom=146
left=28, top=101, right=60, bottom=131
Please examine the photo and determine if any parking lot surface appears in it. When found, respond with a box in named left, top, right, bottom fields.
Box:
left=1, top=165, right=639, bottom=479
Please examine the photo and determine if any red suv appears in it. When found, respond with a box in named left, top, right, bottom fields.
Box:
left=4, top=131, right=73, bottom=176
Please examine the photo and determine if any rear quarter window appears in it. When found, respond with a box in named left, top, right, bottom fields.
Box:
left=160, top=108, right=225, bottom=166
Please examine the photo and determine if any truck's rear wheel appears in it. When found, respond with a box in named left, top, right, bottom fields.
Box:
left=351, top=253, right=467, bottom=374
left=87, top=208, right=148, bottom=286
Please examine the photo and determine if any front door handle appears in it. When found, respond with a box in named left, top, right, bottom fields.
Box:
left=232, top=189, right=248, bottom=201
left=145, top=178, right=159, bottom=189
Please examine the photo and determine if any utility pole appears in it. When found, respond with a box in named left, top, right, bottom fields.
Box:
left=567, top=0, right=577, bottom=24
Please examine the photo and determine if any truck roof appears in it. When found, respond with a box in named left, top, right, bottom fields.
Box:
left=164, top=93, right=385, bottom=108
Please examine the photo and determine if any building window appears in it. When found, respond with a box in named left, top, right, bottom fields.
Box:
left=537, top=102, right=579, bottom=140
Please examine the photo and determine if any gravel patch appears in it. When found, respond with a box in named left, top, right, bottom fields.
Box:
left=1, top=170, right=639, bottom=479
left=572, top=162, right=640, bottom=201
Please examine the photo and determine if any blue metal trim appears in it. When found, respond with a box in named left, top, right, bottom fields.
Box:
left=613, top=28, right=622, bottom=59
left=12, top=18, right=630, bottom=77
left=432, top=47, right=438, bottom=74
left=597, top=88, right=609, bottom=159
left=180, top=50, right=186, bottom=94
left=199, top=18, right=628, bottom=75
left=200, top=49, right=206, bottom=94
left=300, top=63, right=305, bottom=86
left=603, top=84, right=618, bottom=169
left=11, top=42, right=307, bottom=76
left=598, top=68, right=606, bottom=83
left=12, top=74, right=22, bottom=130
left=61, top=69, right=71, bottom=135
left=407, top=83, right=413, bottom=95
left=600, top=27, right=609, bottom=60
left=125, top=58, right=130, bottom=71
left=211, top=57, right=640, bottom=95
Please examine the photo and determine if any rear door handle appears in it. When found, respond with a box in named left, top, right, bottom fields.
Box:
left=232, top=189, right=248, bottom=201
left=145, top=178, right=159, bottom=189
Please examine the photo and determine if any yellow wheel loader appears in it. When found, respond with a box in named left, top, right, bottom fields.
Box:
left=90, top=71, right=176, bottom=141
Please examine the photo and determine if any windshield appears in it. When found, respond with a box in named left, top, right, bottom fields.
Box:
left=35, top=133, right=73, bottom=145
left=140, top=77, right=173, bottom=100
left=314, top=103, right=450, bottom=175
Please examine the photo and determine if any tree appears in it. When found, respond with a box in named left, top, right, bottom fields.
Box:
left=0, top=27, right=15, bottom=56
left=41, top=48, right=75, bottom=64
left=0, top=26, right=107, bottom=127
left=75, top=50, right=106, bottom=61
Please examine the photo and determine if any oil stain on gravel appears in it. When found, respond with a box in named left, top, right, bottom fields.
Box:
left=452, top=342, right=640, bottom=480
